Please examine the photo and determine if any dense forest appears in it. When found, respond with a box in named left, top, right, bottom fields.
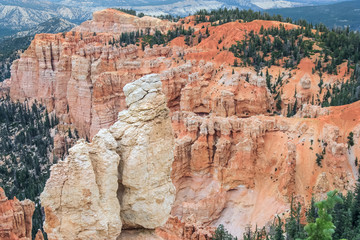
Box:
left=229, top=25, right=315, bottom=71
left=107, top=26, right=195, bottom=49
left=0, top=97, right=77, bottom=237
left=194, top=8, right=360, bottom=71
left=194, top=8, right=288, bottom=25
left=110, top=8, right=360, bottom=112
left=191, top=8, right=360, bottom=112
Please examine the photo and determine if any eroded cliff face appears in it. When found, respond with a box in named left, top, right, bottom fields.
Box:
left=73, top=9, right=176, bottom=34
left=166, top=105, right=359, bottom=237
left=9, top=9, right=274, bottom=139
left=5, top=8, right=360, bottom=239
left=40, top=132, right=122, bottom=239
left=0, top=188, right=35, bottom=240
left=40, top=74, right=175, bottom=239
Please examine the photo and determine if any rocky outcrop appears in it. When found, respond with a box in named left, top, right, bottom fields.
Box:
left=119, top=230, right=164, bottom=240
left=110, top=74, right=176, bottom=229
left=300, top=74, right=311, bottom=89
left=295, top=104, right=331, bottom=118
left=34, top=230, right=44, bottom=240
left=157, top=216, right=215, bottom=240
left=0, top=188, right=35, bottom=240
left=0, top=79, right=10, bottom=97
left=9, top=30, right=272, bottom=138
left=5, top=11, right=360, bottom=239
left=180, top=68, right=271, bottom=117
left=7, top=11, right=283, bottom=141
left=73, top=9, right=176, bottom=34
left=40, top=132, right=122, bottom=240
left=41, top=74, right=175, bottom=239
left=167, top=106, right=357, bottom=237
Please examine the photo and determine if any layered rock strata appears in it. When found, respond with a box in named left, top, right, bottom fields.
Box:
left=73, top=9, right=176, bottom=34
left=0, top=188, right=35, bottom=240
left=166, top=103, right=359, bottom=237
left=5, top=9, right=360, bottom=239
left=40, top=74, right=175, bottom=239
left=9, top=9, right=274, bottom=139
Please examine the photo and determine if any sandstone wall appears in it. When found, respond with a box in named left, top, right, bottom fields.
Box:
left=8, top=9, right=274, bottom=139
left=73, top=9, right=176, bottom=34
left=5, top=10, right=360, bottom=239
left=165, top=104, right=359, bottom=237
left=0, top=188, right=35, bottom=240
left=40, top=74, right=175, bottom=239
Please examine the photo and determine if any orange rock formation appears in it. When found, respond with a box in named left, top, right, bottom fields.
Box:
left=0, top=188, right=35, bottom=240
left=73, top=9, right=176, bottom=34
left=4, top=8, right=360, bottom=239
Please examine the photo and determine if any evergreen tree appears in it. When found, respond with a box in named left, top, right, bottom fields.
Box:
left=333, top=192, right=354, bottom=240
left=212, top=224, right=237, bottom=240
left=347, top=132, right=354, bottom=149
left=286, top=199, right=306, bottom=240
left=266, top=69, right=272, bottom=92
left=300, top=190, right=343, bottom=240
left=68, top=128, right=72, bottom=139
left=234, top=59, right=238, bottom=67
left=245, top=74, right=250, bottom=82
left=352, top=168, right=360, bottom=229
left=292, top=88, right=298, bottom=116
left=306, top=196, right=318, bottom=224
left=44, top=109, right=50, bottom=129
left=273, top=216, right=285, bottom=240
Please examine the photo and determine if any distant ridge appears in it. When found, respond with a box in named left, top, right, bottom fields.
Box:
left=9, top=17, right=76, bottom=38
left=266, top=0, right=360, bottom=30
left=0, top=0, right=89, bottom=35
left=0, top=0, right=350, bottom=39
left=0, top=17, right=77, bottom=82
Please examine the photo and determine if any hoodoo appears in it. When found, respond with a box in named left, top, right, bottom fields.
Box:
left=2, top=5, right=360, bottom=239
left=40, top=74, right=175, bottom=239
left=0, top=188, right=35, bottom=240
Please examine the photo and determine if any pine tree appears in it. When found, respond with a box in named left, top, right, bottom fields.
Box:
left=212, top=224, right=237, bottom=240
left=301, top=190, right=343, bottom=240
left=234, top=58, right=238, bottom=67
left=347, top=132, right=354, bottom=149
left=316, top=153, right=324, bottom=167
left=266, top=69, right=272, bottom=93
left=287, top=104, right=292, bottom=118
left=276, top=99, right=282, bottom=111
left=352, top=168, right=360, bottom=229
left=273, top=216, right=285, bottom=240
left=306, top=196, right=318, bottom=224
left=286, top=198, right=306, bottom=240
left=260, top=25, right=264, bottom=35
left=68, top=128, right=72, bottom=139
left=292, top=88, right=298, bottom=116
left=333, top=192, right=354, bottom=240
left=44, top=109, right=50, bottom=129
left=74, top=128, right=79, bottom=139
